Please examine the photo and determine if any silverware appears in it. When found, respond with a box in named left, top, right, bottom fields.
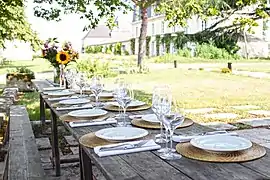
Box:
left=199, top=130, right=228, bottom=136
left=99, top=140, right=149, bottom=152
left=72, top=116, right=113, bottom=124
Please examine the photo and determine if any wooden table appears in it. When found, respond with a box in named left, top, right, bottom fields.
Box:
left=35, top=81, right=270, bottom=180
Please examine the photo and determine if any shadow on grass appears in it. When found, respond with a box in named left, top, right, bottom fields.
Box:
left=18, top=92, right=50, bottom=121
left=134, top=89, right=152, bottom=105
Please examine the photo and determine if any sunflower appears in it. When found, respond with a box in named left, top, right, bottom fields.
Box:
left=56, top=51, right=70, bottom=65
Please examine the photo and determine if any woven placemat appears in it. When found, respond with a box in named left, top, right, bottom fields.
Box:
left=176, top=142, right=266, bottom=163
left=79, top=132, right=153, bottom=148
left=103, top=104, right=151, bottom=112
left=59, top=114, right=109, bottom=122
left=131, top=118, right=193, bottom=129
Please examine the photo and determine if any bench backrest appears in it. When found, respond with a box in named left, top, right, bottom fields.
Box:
left=8, top=105, right=44, bottom=180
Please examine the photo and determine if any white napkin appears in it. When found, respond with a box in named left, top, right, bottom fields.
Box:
left=69, top=118, right=117, bottom=127
left=94, top=139, right=161, bottom=157
left=172, top=132, right=238, bottom=143
left=56, top=104, right=93, bottom=111
left=48, top=96, right=78, bottom=101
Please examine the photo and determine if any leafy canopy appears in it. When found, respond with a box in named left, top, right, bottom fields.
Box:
left=0, top=0, right=40, bottom=50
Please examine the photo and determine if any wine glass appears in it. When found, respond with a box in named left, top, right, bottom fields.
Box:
left=65, top=69, right=76, bottom=89
left=90, top=75, right=104, bottom=107
left=75, top=72, right=87, bottom=97
left=152, top=85, right=171, bottom=144
left=116, top=83, right=134, bottom=126
left=160, top=104, right=185, bottom=160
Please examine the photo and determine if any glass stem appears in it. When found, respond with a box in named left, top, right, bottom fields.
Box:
left=159, top=115, right=164, bottom=140
left=123, top=107, right=126, bottom=126
left=165, top=129, right=168, bottom=151
left=169, top=130, right=173, bottom=153
left=95, top=95, right=98, bottom=106
left=80, top=87, right=82, bottom=97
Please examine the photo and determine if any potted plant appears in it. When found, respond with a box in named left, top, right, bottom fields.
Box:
left=6, top=67, right=35, bottom=91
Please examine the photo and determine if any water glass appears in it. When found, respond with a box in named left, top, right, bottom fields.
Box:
left=161, top=105, right=185, bottom=160
left=75, top=72, right=87, bottom=97
left=90, top=75, right=104, bottom=107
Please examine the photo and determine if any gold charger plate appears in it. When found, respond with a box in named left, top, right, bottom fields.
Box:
left=79, top=132, right=152, bottom=148
left=131, top=118, right=193, bottom=129
left=59, top=114, right=109, bottom=122
left=176, top=142, right=266, bottom=163
left=103, top=104, right=151, bottom=112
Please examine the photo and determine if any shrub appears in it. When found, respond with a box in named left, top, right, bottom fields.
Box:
left=124, top=50, right=129, bottom=56
left=195, top=43, right=239, bottom=60
left=114, top=42, right=122, bottom=55
left=221, top=67, right=231, bottom=74
left=177, top=48, right=192, bottom=58
left=199, top=67, right=204, bottom=71
left=76, top=59, right=118, bottom=78
left=153, top=53, right=178, bottom=63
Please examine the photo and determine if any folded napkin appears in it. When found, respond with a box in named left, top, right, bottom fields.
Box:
left=56, top=104, right=93, bottom=111
left=69, top=118, right=117, bottom=127
left=48, top=96, right=78, bottom=101
left=94, top=139, right=161, bottom=157
left=173, top=132, right=238, bottom=143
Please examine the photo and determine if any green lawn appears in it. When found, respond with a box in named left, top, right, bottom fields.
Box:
left=0, top=58, right=53, bottom=75
left=107, top=69, right=270, bottom=123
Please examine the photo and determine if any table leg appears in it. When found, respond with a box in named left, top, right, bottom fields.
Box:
left=80, top=146, right=93, bottom=180
left=40, top=94, right=45, bottom=124
left=50, top=109, right=61, bottom=176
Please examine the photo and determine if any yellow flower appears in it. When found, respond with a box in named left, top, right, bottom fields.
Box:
left=56, top=51, right=70, bottom=65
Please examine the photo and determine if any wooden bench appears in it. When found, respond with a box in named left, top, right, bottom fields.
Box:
left=7, top=105, right=45, bottom=180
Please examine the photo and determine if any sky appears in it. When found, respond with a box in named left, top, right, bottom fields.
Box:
left=25, top=1, right=133, bottom=51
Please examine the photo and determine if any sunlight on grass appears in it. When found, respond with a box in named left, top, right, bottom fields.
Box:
left=107, top=69, right=270, bottom=123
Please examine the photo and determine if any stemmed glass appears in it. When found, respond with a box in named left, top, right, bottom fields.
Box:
left=65, top=69, right=76, bottom=89
left=75, top=72, right=87, bottom=97
left=113, top=78, right=125, bottom=118
left=152, top=85, right=171, bottom=144
left=90, top=75, right=104, bottom=107
left=115, top=83, right=133, bottom=126
left=161, top=104, right=185, bottom=160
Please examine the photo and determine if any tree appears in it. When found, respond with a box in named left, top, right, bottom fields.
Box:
left=0, top=0, right=40, bottom=50
left=131, top=1, right=157, bottom=69
left=33, top=0, right=159, bottom=69
left=157, top=0, right=269, bottom=37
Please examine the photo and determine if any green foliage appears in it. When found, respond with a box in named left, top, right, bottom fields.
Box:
left=124, top=50, right=129, bottom=56
left=33, top=0, right=132, bottom=31
left=0, top=0, right=41, bottom=50
left=105, top=46, right=112, bottom=54
left=114, top=42, right=122, bottom=55
left=146, top=36, right=151, bottom=56
left=153, top=53, right=178, bottom=63
left=196, top=43, right=239, bottom=60
left=221, top=67, right=231, bottom=73
left=161, top=33, right=171, bottom=53
left=130, top=38, right=135, bottom=55
left=177, top=48, right=192, bottom=58
left=76, top=59, right=117, bottom=78
left=85, top=45, right=103, bottom=54
left=156, top=35, right=161, bottom=56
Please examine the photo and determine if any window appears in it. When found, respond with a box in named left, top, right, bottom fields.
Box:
left=152, top=23, right=155, bottom=35
left=136, top=27, right=139, bottom=37
left=202, top=20, right=207, bottom=30
left=161, top=21, right=165, bottom=34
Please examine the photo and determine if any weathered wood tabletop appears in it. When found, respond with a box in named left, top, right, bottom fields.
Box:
left=35, top=80, right=270, bottom=180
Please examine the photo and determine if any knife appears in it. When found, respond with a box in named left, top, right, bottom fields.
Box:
left=99, top=140, right=149, bottom=152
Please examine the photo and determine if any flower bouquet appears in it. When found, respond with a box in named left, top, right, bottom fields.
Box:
left=42, top=38, right=79, bottom=86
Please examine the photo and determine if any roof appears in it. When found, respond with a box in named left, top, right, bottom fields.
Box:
left=82, top=25, right=112, bottom=40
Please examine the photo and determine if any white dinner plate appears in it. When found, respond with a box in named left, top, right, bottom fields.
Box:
left=190, top=135, right=252, bottom=152
left=47, top=90, right=75, bottom=97
left=142, top=114, right=159, bottom=123
left=68, top=109, right=107, bottom=118
left=59, top=98, right=90, bottom=105
left=43, top=87, right=65, bottom=91
left=109, top=100, right=145, bottom=107
left=95, top=127, right=148, bottom=141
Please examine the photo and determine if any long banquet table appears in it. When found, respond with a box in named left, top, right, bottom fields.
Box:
left=34, top=80, right=270, bottom=180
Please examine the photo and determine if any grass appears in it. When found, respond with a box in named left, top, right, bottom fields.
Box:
left=18, top=92, right=50, bottom=121
left=0, top=58, right=53, bottom=75
left=106, top=68, right=270, bottom=123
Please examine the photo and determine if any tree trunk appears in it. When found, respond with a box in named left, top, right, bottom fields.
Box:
left=137, top=7, right=148, bottom=71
